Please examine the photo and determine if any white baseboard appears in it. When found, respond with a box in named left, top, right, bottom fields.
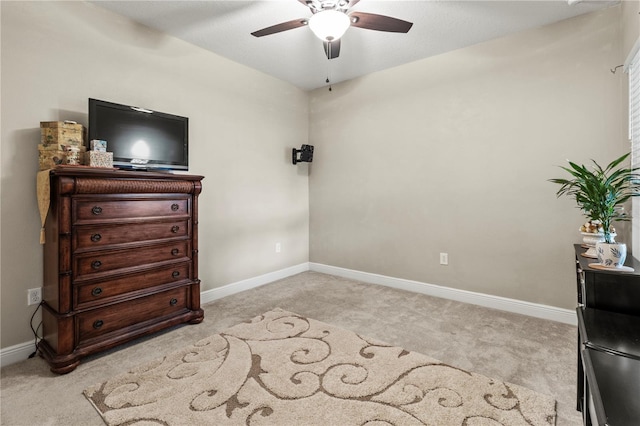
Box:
left=1, top=261, right=575, bottom=368
left=200, top=262, right=310, bottom=305
left=309, top=263, right=576, bottom=325
left=0, top=341, right=37, bottom=369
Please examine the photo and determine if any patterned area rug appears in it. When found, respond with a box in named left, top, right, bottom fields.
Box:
left=84, top=308, right=556, bottom=425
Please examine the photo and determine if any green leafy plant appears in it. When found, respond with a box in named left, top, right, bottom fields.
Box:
left=549, top=152, right=640, bottom=243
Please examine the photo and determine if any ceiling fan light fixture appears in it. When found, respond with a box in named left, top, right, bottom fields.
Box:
left=308, top=10, right=351, bottom=42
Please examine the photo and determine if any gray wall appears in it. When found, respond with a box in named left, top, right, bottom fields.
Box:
left=308, top=6, right=629, bottom=310
left=0, top=2, right=309, bottom=349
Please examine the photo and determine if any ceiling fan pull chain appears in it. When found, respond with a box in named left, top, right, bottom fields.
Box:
left=326, top=43, right=333, bottom=91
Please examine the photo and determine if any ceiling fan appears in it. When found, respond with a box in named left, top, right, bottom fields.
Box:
left=251, top=0, right=413, bottom=60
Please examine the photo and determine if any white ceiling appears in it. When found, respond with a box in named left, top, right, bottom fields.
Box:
left=92, top=0, right=619, bottom=91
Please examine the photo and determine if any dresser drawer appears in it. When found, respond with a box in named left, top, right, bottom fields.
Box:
left=74, top=219, right=189, bottom=251
left=73, top=198, right=189, bottom=224
left=74, top=262, right=191, bottom=309
left=74, top=241, right=190, bottom=282
left=77, top=286, right=189, bottom=343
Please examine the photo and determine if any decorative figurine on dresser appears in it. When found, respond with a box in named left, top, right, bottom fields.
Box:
left=39, top=167, right=204, bottom=374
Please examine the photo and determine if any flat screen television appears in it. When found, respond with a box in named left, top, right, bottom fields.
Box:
left=88, top=98, right=189, bottom=171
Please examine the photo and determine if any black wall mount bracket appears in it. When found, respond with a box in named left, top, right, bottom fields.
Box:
left=292, top=144, right=314, bottom=165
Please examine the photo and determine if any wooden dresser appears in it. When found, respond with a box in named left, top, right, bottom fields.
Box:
left=39, top=167, right=204, bottom=374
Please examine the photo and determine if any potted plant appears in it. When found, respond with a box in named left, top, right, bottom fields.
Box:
left=550, top=152, right=640, bottom=268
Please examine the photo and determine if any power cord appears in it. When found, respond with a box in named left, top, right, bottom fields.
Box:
left=28, top=301, right=44, bottom=359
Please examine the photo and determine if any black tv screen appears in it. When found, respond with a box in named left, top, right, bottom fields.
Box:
left=88, top=98, right=189, bottom=171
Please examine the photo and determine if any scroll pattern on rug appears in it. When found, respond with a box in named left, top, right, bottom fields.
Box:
left=84, top=308, right=556, bottom=425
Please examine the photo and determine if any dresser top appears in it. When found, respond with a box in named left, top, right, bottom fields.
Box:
left=49, top=166, right=203, bottom=181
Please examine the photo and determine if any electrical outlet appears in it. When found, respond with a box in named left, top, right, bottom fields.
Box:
left=440, top=253, right=449, bottom=266
left=28, top=287, right=42, bottom=306
left=275, top=242, right=281, bottom=253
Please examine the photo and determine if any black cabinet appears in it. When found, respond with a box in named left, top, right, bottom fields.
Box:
left=582, top=348, right=640, bottom=425
left=574, top=245, right=640, bottom=425
left=575, top=244, right=640, bottom=313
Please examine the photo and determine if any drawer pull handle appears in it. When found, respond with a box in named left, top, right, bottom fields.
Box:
left=90, top=233, right=102, bottom=242
left=171, top=204, right=180, bottom=211
left=171, top=248, right=179, bottom=256
left=172, top=271, right=180, bottom=278
left=91, top=287, right=103, bottom=297
left=171, top=226, right=180, bottom=233
left=91, top=206, right=103, bottom=215
left=93, top=320, right=104, bottom=329
left=91, top=260, right=102, bottom=269
left=170, top=298, right=178, bottom=306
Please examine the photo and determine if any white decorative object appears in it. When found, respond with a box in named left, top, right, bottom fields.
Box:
left=595, top=242, right=627, bottom=268
left=90, top=139, right=107, bottom=152
left=581, top=231, right=616, bottom=259
left=85, top=151, right=113, bottom=168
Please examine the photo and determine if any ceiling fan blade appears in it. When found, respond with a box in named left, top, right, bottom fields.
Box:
left=349, top=12, right=413, bottom=33
left=251, top=18, right=307, bottom=37
left=323, top=39, right=341, bottom=59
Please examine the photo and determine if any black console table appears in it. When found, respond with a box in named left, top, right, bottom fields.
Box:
left=574, top=245, right=640, bottom=425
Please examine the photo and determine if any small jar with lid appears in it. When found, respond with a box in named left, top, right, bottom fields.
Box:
left=66, top=146, right=81, bottom=165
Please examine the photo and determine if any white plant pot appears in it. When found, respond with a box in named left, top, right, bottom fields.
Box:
left=580, top=232, right=615, bottom=259
left=596, top=242, right=627, bottom=268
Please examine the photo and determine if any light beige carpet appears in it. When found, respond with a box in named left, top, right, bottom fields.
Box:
left=84, top=308, right=556, bottom=425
